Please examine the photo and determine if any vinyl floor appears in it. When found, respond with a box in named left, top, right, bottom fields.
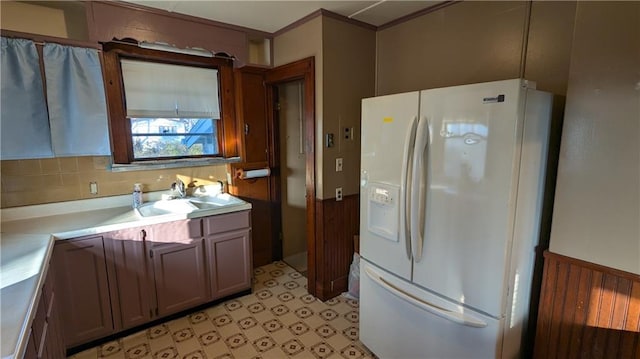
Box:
left=70, top=261, right=374, bottom=359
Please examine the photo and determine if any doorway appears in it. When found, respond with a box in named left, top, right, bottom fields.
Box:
left=277, top=81, right=307, bottom=275
left=265, top=57, right=317, bottom=296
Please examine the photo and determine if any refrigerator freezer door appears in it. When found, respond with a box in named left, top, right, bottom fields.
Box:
left=360, top=260, right=503, bottom=359
left=412, top=79, right=526, bottom=317
left=360, top=91, right=420, bottom=281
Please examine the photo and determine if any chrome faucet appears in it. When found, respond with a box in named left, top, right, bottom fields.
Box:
left=171, top=178, right=186, bottom=198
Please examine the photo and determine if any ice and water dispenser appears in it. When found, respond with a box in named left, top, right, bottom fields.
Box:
left=366, top=182, right=400, bottom=242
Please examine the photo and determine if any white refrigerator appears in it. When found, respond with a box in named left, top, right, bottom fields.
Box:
left=359, top=79, right=552, bottom=358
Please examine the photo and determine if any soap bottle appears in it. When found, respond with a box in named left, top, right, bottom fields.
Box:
left=132, top=183, right=143, bottom=209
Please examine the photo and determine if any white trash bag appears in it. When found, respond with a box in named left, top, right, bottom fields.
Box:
left=345, top=252, right=360, bottom=299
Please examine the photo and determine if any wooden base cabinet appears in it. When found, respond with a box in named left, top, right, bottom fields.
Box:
left=53, top=236, right=114, bottom=348
left=54, top=211, right=252, bottom=350
left=149, top=220, right=209, bottom=317
left=204, top=211, right=252, bottom=300
left=24, top=268, right=65, bottom=358
left=106, top=227, right=153, bottom=330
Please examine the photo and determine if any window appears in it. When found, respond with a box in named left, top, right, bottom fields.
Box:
left=102, top=42, right=237, bottom=164
left=131, top=118, right=218, bottom=159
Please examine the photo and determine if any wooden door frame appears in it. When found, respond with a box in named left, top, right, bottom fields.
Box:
left=265, top=57, right=317, bottom=296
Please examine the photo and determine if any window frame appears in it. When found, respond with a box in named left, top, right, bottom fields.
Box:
left=102, top=41, right=237, bottom=164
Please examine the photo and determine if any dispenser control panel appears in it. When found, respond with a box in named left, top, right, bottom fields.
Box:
left=367, top=182, right=400, bottom=242
left=370, top=187, right=395, bottom=205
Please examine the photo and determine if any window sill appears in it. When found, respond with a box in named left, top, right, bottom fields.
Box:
left=109, top=157, right=240, bottom=172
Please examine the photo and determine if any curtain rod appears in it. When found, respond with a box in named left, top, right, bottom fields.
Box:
left=1, top=30, right=101, bottom=50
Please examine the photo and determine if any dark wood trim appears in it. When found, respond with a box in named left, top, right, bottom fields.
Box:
left=264, top=57, right=316, bottom=296
left=272, top=9, right=323, bottom=37
left=101, top=41, right=238, bottom=163
left=85, top=1, right=97, bottom=43
left=102, top=50, right=131, bottom=163
left=319, top=9, right=377, bottom=31
left=272, top=8, right=376, bottom=37
left=534, top=250, right=640, bottom=358
left=377, top=1, right=460, bottom=30
left=544, top=251, right=640, bottom=282
left=0, top=29, right=100, bottom=49
left=100, top=0, right=272, bottom=38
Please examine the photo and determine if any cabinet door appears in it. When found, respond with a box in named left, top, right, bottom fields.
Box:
left=53, top=236, right=113, bottom=347
left=24, top=329, right=37, bottom=359
left=42, top=268, right=65, bottom=359
left=207, top=229, right=252, bottom=299
left=106, top=228, right=153, bottom=330
left=235, top=67, right=268, bottom=163
left=150, top=239, right=208, bottom=317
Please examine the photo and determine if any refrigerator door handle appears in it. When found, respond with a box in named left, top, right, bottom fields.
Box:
left=365, top=266, right=488, bottom=328
left=402, top=116, right=419, bottom=260
left=410, top=117, right=429, bottom=262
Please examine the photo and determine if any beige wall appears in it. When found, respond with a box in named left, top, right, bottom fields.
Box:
left=549, top=2, right=640, bottom=275
left=376, top=1, right=527, bottom=95
left=523, top=1, right=576, bottom=96
left=0, top=157, right=228, bottom=208
left=279, top=82, right=307, bottom=257
left=322, top=16, right=376, bottom=198
left=273, top=15, right=375, bottom=199
left=273, top=16, right=325, bottom=198
left=1, top=1, right=69, bottom=38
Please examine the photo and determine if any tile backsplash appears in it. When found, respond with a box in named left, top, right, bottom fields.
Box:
left=0, top=156, right=228, bottom=208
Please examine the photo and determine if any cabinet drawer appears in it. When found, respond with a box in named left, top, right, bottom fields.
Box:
left=204, top=211, right=250, bottom=235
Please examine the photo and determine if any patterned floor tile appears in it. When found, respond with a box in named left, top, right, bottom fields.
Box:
left=152, top=346, right=178, bottom=359
left=71, top=262, right=374, bottom=359
left=310, top=342, right=335, bottom=359
left=124, top=343, right=150, bottom=359
left=98, top=340, right=122, bottom=358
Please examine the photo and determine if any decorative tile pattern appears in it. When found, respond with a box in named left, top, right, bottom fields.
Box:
left=125, top=343, right=149, bottom=359
left=182, top=349, right=206, bottom=359
left=172, top=328, right=195, bottom=343
left=71, top=261, right=374, bottom=359
left=288, top=321, right=310, bottom=336
left=198, top=331, right=221, bottom=346
left=281, top=338, right=305, bottom=356
left=262, top=318, right=284, bottom=333
left=251, top=336, right=276, bottom=353
left=148, top=324, right=170, bottom=340
left=152, top=346, right=177, bottom=359
left=224, top=333, right=248, bottom=349
left=212, top=314, right=233, bottom=327
left=310, top=342, right=335, bottom=359
left=97, top=341, right=122, bottom=357
left=237, top=316, right=258, bottom=330
left=188, top=312, right=209, bottom=325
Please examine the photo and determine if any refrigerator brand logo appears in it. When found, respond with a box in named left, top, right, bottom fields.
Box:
left=482, top=94, right=505, bottom=104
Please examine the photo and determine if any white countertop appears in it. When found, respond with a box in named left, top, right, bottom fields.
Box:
left=0, top=192, right=251, bottom=359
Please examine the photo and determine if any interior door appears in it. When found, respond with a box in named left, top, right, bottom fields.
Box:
left=412, top=79, right=525, bottom=317
left=360, top=91, right=420, bottom=281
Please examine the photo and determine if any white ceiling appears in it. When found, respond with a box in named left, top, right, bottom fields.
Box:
left=125, top=0, right=443, bottom=33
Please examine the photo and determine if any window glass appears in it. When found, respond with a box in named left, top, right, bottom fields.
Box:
left=131, top=118, right=218, bottom=159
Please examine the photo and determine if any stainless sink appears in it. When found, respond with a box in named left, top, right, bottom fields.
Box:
left=136, top=194, right=247, bottom=217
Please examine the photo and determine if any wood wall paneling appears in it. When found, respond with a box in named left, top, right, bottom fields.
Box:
left=534, top=251, right=640, bottom=359
left=88, top=1, right=249, bottom=64
left=314, top=194, right=359, bottom=300
left=228, top=165, right=274, bottom=268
